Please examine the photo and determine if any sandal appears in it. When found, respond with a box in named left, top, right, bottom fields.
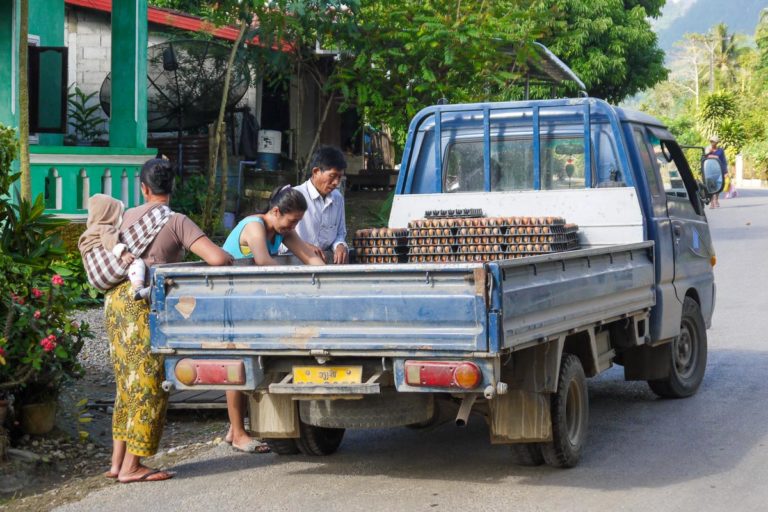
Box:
left=232, top=439, right=271, bottom=454
left=119, top=469, right=175, bottom=483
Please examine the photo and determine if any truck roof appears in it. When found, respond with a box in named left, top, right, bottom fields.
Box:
left=612, top=106, right=666, bottom=128
left=410, top=98, right=668, bottom=131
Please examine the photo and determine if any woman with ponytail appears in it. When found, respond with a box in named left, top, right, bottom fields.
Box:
left=221, top=184, right=325, bottom=452
left=105, top=159, right=233, bottom=482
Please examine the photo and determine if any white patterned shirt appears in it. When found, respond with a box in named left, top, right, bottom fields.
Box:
left=282, top=179, right=347, bottom=252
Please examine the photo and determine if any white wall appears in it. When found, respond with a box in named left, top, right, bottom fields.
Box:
left=63, top=6, right=259, bottom=140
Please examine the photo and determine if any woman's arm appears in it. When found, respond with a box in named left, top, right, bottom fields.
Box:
left=241, top=221, right=279, bottom=266
left=189, top=236, right=234, bottom=266
left=283, top=230, right=326, bottom=265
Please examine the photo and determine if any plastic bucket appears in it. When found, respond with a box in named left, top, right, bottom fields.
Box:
left=257, top=152, right=280, bottom=171
left=257, top=130, right=281, bottom=154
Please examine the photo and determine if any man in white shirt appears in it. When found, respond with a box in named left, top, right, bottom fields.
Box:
left=289, top=146, right=349, bottom=264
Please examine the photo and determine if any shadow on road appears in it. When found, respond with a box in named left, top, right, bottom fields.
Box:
left=164, top=348, right=767, bottom=491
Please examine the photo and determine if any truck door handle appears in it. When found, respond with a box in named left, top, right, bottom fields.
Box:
left=673, top=225, right=682, bottom=238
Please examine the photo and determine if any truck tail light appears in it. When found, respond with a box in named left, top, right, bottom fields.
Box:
left=174, top=358, right=245, bottom=386
left=404, top=361, right=482, bottom=390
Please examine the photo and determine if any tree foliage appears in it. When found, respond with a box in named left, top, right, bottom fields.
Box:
left=542, top=0, right=667, bottom=102
left=149, top=0, right=668, bottom=148
left=639, top=12, right=768, bottom=178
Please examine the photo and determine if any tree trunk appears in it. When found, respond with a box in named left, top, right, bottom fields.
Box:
left=294, top=60, right=303, bottom=181
left=303, top=91, right=335, bottom=175
left=18, top=0, right=31, bottom=201
left=202, top=19, right=248, bottom=235
left=219, top=123, right=229, bottom=220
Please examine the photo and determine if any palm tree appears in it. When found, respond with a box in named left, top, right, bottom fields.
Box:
left=712, top=23, right=740, bottom=89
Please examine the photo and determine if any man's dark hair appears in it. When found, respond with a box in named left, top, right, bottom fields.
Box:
left=261, top=185, right=307, bottom=215
left=310, top=145, right=347, bottom=172
left=140, top=158, right=176, bottom=195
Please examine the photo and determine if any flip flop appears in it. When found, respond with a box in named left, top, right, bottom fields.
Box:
left=119, top=469, right=175, bottom=484
left=104, top=471, right=118, bottom=479
left=232, top=439, right=271, bottom=454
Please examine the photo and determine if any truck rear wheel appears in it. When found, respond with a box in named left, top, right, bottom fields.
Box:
left=295, top=421, right=345, bottom=456
left=263, top=438, right=300, bottom=455
left=540, top=353, right=588, bottom=468
left=648, top=297, right=707, bottom=399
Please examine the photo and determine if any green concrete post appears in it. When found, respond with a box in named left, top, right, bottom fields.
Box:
left=0, top=0, right=19, bottom=129
left=109, top=0, right=147, bottom=149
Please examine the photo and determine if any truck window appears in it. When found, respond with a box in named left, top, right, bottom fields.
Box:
left=648, top=135, right=688, bottom=200
left=594, top=126, right=624, bottom=187
left=444, top=140, right=486, bottom=193
left=632, top=128, right=662, bottom=198
left=492, top=138, right=534, bottom=191
left=541, top=137, right=585, bottom=190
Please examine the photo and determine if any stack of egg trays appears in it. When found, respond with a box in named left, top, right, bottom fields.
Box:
left=352, top=227, right=409, bottom=264
left=406, top=217, right=461, bottom=263
left=406, top=216, right=581, bottom=263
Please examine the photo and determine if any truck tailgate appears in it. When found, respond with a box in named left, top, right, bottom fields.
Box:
left=150, top=263, right=489, bottom=354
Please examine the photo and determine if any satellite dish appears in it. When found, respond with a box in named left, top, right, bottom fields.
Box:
left=100, top=40, right=250, bottom=171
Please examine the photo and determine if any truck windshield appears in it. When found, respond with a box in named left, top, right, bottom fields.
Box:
left=444, top=135, right=587, bottom=192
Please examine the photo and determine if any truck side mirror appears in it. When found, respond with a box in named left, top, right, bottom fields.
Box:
left=701, top=157, right=724, bottom=196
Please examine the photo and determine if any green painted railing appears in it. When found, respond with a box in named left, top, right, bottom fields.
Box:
left=30, top=146, right=156, bottom=218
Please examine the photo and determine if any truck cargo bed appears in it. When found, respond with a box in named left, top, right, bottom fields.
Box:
left=150, top=242, right=654, bottom=357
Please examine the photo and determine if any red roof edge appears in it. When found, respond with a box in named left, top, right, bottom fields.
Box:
left=64, top=0, right=290, bottom=51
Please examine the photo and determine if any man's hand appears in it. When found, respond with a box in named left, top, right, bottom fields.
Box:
left=120, top=252, right=136, bottom=266
left=309, top=244, right=327, bottom=263
left=333, top=244, right=349, bottom=265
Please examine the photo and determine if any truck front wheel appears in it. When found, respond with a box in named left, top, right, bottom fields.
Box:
left=296, top=421, right=345, bottom=456
left=648, top=297, right=707, bottom=399
left=540, top=353, right=589, bottom=468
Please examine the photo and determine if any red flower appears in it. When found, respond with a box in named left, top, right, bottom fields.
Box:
left=0, top=347, right=5, bottom=356
left=11, top=293, right=24, bottom=305
left=33, top=310, right=42, bottom=319
left=40, top=337, right=57, bottom=352
left=51, top=275, right=65, bottom=287
left=31, top=288, right=43, bottom=299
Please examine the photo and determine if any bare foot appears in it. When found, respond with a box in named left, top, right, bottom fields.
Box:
left=118, top=465, right=175, bottom=483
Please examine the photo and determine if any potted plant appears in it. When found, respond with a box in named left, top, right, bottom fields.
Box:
left=66, top=85, right=106, bottom=145
left=0, top=124, right=92, bottom=435
left=1, top=269, right=91, bottom=434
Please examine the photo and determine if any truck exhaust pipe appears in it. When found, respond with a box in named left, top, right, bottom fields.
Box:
left=455, top=394, right=477, bottom=427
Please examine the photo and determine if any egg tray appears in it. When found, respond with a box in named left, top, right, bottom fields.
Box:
left=354, top=228, right=408, bottom=238
left=352, top=237, right=409, bottom=248
left=408, top=217, right=567, bottom=230
left=355, top=245, right=410, bottom=257
left=357, top=254, right=408, bottom=264
left=408, top=251, right=572, bottom=264
left=411, top=232, right=578, bottom=245
left=410, top=241, right=579, bottom=255
left=424, top=208, right=484, bottom=219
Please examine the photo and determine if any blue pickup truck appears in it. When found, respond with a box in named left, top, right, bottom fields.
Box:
left=150, top=98, right=723, bottom=467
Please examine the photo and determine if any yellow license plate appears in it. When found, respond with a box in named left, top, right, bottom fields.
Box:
left=293, top=366, right=363, bottom=385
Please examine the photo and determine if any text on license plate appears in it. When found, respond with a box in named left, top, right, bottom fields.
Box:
left=293, top=366, right=363, bottom=385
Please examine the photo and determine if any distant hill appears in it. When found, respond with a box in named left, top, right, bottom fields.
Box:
left=655, top=0, right=766, bottom=52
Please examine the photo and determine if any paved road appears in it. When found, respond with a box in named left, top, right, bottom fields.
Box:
left=57, top=190, right=768, bottom=512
